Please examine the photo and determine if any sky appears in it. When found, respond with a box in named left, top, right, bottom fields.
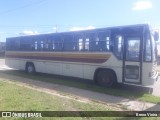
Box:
left=0, top=0, right=160, bottom=42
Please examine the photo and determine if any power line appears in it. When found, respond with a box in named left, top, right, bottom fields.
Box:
left=0, top=0, right=48, bottom=15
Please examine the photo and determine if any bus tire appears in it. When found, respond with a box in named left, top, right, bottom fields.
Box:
left=26, top=63, right=35, bottom=74
left=96, top=69, right=117, bottom=87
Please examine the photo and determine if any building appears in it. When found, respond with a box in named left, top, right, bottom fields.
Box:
left=0, top=42, right=5, bottom=57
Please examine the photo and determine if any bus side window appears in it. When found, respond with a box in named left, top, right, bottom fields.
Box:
left=41, top=41, right=44, bottom=50
left=89, top=36, right=97, bottom=51
left=47, top=36, right=55, bottom=51
left=53, top=41, right=55, bottom=50
left=114, top=35, right=123, bottom=59
left=72, top=35, right=78, bottom=51
left=98, top=31, right=110, bottom=51
left=85, top=38, right=89, bottom=51
left=54, top=36, right=62, bottom=51
left=54, top=41, right=59, bottom=51
left=47, top=38, right=52, bottom=51
left=106, top=37, right=110, bottom=51
left=34, top=37, right=41, bottom=51
left=43, top=39, right=49, bottom=51
left=85, top=32, right=95, bottom=51
left=19, top=38, right=28, bottom=51
left=15, top=39, right=20, bottom=51
left=95, top=36, right=100, bottom=51
left=35, top=41, right=38, bottom=50
left=73, top=33, right=84, bottom=51
left=7, top=39, right=20, bottom=51
left=63, top=35, right=75, bottom=51
left=79, top=38, right=83, bottom=51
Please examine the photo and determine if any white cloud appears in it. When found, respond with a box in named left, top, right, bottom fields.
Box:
left=132, top=0, right=152, bottom=10
left=0, top=32, right=5, bottom=34
left=70, top=26, right=95, bottom=31
left=19, top=30, right=39, bottom=35
left=53, top=27, right=57, bottom=30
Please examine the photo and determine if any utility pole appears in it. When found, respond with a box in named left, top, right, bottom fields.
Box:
left=55, top=25, right=58, bottom=33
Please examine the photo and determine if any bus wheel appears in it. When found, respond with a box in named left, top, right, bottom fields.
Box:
left=26, top=63, right=35, bottom=74
left=96, top=70, right=117, bottom=87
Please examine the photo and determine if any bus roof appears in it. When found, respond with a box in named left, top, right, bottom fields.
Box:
left=6, top=24, right=149, bottom=40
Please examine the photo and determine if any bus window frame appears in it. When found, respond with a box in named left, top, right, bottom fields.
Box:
left=143, top=32, right=153, bottom=62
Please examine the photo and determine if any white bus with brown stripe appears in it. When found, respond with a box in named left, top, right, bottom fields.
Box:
left=5, top=24, right=159, bottom=87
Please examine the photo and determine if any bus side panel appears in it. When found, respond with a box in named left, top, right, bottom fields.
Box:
left=34, top=61, right=46, bottom=73
left=35, top=61, right=63, bottom=75
left=82, top=54, right=123, bottom=83
left=83, top=65, right=94, bottom=80
left=99, top=55, right=123, bottom=84
left=62, top=63, right=83, bottom=78
left=142, top=62, right=157, bottom=86
left=112, top=68, right=123, bottom=83
left=83, top=64, right=123, bottom=83
left=104, top=53, right=123, bottom=83
left=5, top=59, right=26, bottom=70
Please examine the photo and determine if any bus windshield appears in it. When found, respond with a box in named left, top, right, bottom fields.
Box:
left=151, top=33, right=156, bottom=61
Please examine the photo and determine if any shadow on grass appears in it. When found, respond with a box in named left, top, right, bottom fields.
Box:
left=0, top=70, right=159, bottom=104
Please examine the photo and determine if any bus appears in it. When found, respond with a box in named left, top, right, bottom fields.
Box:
left=5, top=24, right=159, bottom=87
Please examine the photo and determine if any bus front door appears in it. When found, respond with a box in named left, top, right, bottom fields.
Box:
left=123, top=34, right=142, bottom=84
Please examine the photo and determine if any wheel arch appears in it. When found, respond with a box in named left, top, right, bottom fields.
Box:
left=25, top=61, right=36, bottom=72
left=94, top=67, right=117, bottom=83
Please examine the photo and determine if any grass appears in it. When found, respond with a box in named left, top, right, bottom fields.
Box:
left=1, top=80, right=160, bottom=120
left=0, top=80, right=115, bottom=111
left=0, top=80, right=142, bottom=120
left=1, top=70, right=160, bottom=105
left=0, top=80, right=114, bottom=120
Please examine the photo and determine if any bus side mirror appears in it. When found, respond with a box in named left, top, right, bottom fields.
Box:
left=154, top=31, right=159, bottom=41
